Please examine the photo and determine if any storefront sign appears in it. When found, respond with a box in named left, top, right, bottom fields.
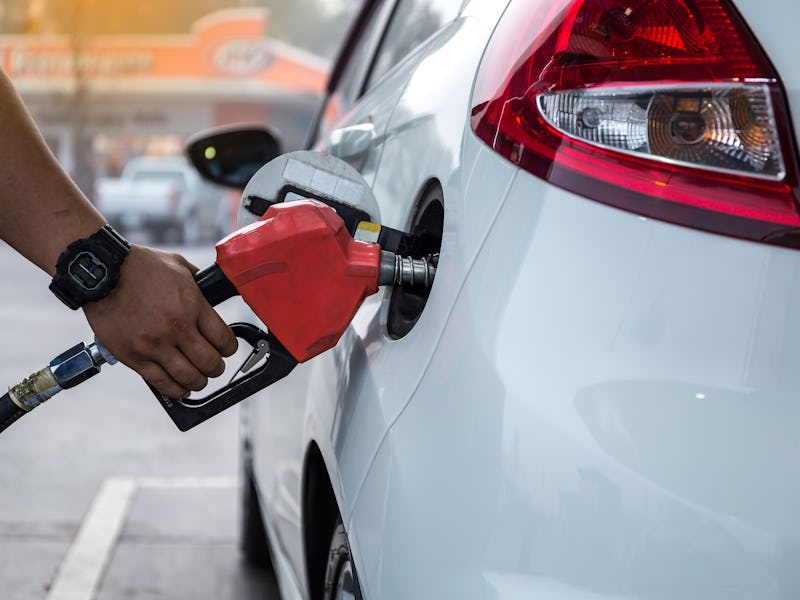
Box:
left=6, top=49, right=154, bottom=77
left=0, top=9, right=326, bottom=93
left=213, top=39, right=273, bottom=76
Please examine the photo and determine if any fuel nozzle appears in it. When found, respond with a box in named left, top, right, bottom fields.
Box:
left=379, top=251, right=437, bottom=289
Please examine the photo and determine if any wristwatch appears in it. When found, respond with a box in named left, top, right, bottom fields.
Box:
left=49, top=225, right=131, bottom=310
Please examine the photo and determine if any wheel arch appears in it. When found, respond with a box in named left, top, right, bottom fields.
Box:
left=302, top=441, right=341, bottom=600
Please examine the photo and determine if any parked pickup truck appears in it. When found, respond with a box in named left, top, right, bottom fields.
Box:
left=95, top=156, right=230, bottom=244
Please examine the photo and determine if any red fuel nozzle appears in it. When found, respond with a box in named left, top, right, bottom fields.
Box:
left=215, top=199, right=381, bottom=362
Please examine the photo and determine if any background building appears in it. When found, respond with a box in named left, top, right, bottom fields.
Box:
left=1, top=7, right=331, bottom=194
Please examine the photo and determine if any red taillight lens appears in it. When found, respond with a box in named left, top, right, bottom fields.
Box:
left=472, top=0, right=800, bottom=243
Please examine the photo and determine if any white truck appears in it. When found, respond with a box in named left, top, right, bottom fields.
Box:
left=94, top=156, right=231, bottom=244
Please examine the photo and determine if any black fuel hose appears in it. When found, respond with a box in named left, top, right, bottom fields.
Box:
left=0, top=392, right=26, bottom=434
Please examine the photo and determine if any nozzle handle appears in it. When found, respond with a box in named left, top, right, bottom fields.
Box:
left=150, top=323, right=297, bottom=431
left=195, top=263, right=238, bottom=306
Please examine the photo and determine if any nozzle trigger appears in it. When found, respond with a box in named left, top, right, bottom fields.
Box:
left=241, top=339, right=270, bottom=373
left=148, top=322, right=297, bottom=431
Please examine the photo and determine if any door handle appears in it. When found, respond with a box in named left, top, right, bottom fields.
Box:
left=327, top=123, right=375, bottom=171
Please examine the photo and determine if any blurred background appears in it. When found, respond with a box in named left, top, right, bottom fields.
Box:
left=0, top=3, right=357, bottom=598
left=1, top=0, right=357, bottom=243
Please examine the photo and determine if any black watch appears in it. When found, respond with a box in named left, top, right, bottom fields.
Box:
left=49, top=225, right=131, bottom=310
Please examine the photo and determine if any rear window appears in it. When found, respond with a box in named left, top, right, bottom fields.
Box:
left=365, top=0, right=462, bottom=91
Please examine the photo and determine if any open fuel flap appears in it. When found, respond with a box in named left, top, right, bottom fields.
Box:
left=387, top=180, right=444, bottom=339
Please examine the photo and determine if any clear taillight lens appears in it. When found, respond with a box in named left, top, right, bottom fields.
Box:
left=539, top=85, right=784, bottom=179
left=472, top=0, right=800, bottom=244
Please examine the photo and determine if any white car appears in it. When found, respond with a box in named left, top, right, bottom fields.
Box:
left=197, top=0, right=800, bottom=597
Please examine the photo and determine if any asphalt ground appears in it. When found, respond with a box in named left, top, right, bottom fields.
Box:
left=0, top=236, right=279, bottom=600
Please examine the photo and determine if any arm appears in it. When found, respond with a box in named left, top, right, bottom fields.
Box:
left=0, top=69, right=237, bottom=398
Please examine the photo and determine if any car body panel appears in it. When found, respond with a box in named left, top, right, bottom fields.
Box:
left=316, top=48, right=405, bottom=191
left=335, top=0, right=516, bottom=500
left=248, top=2, right=460, bottom=595
left=246, top=0, right=800, bottom=598
left=354, top=162, right=800, bottom=598
left=249, top=0, right=512, bottom=597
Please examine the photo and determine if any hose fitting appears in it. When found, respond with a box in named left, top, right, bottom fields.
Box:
left=6, top=340, right=115, bottom=414
left=8, top=367, right=60, bottom=412
left=379, top=251, right=437, bottom=288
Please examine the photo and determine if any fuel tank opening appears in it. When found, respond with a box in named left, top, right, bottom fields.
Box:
left=387, top=180, right=444, bottom=339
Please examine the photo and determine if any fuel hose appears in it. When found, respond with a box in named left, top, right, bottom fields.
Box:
left=0, top=366, right=61, bottom=434
left=0, top=392, right=26, bottom=433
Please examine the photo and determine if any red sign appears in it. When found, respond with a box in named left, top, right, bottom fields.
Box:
left=0, top=8, right=327, bottom=95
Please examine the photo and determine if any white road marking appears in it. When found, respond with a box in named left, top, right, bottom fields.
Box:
left=137, top=476, right=236, bottom=489
left=46, top=477, right=136, bottom=600
left=45, top=476, right=238, bottom=600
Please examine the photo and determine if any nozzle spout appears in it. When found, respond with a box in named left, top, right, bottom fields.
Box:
left=379, top=251, right=437, bottom=288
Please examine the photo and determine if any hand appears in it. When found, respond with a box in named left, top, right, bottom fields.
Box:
left=83, top=245, right=238, bottom=398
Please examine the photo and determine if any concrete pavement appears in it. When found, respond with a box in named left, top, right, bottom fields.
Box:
left=0, top=239, right=278, bottom=599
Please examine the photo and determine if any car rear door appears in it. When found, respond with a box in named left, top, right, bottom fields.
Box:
left=247, top=1, right=409, bottom=594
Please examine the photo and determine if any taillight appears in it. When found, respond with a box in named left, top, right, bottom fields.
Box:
left=471, top=0, right=800, bottom=244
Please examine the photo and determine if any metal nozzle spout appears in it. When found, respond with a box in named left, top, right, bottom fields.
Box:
left=379, top=251, right=437, bottom=288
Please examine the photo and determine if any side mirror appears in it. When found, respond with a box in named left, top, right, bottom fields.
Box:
left=185, top=125, right=282, bottom=189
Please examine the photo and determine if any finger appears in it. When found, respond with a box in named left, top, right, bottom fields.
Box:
left=178, top=333, right=227, bottom=379
left=137, top=361, right=191, bottom=399
left=197, top=305, right=238, bottom=357
left=156, top=348, right=209, bottom=393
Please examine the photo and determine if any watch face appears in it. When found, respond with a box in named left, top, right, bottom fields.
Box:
left=68, top=252, right=108, bottom=290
